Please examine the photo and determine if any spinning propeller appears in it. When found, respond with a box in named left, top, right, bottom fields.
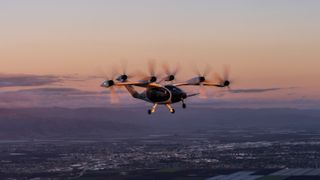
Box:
left=188, top=65, right=232, bottom=98
left=213, top=65, right=232, bottom=89
left=100, top=61, right=137, bottom=104
left=100, top=69, right=119, bottom=104
left=188, top=65, right=212, bottom=98
left=136, top=60, right=158, bottom=83
left=148, top=60, right=158, bottom=83
left=162, top=62, right=180, bottom=82
left=116, top=60, right=133, bottom=82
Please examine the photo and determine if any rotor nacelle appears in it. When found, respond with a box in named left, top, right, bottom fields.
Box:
left=150, top=76, right=157, bottom=83
left=101, top=80, right=115, bottom=88
left=164, top=75, right=175, bottom=82
left=116, top=74, right=128, bottom=82
left=186, top=76, right=206, bottom=85
left=199, top=76, right=205, bottom=83
left=224, top=80, right=230, bottom=87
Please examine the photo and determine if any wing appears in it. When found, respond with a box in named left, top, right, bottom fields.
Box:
left=203, top=82, right=224, bottom=87
left=173, top=81, right=223, bottom=87
left=114, top=81, right=162, bottom=88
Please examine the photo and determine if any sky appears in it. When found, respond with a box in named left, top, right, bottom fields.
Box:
left=0, top=0, right=320, bottom=109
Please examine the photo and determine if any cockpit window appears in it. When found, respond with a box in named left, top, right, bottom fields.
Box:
left=165, top=85, right=180, bottom=93
left=147, top=87, right=170, bottom=102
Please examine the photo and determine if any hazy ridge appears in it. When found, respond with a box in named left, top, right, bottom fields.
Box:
left=0, top=107, right=319, bottom=139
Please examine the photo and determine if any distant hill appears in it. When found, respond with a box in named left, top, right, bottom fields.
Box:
left=0, top=107, right=319, bottom=139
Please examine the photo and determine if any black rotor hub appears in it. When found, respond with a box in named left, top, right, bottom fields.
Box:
left=199, top=76, right=205, bottom=82
left=108, top=80, right=115, bottom=86
left=150, top=76, right=157, bottom=83
left=169, top=75, right=175, bottom=81
left=121, top=74, right=128, bottom=81
left=224, top=80, right=230, bottom=87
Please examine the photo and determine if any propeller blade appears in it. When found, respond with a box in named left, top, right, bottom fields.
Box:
left=162, top=62, right=171, bottom=76
left=213, top=72, right=224, bottom=84
left=172, top=62, right=181, bottom=76
left=111, top=65, right=118, bottom=79
left=223, top=64, right=230, bottom=80
left=199, top=83, right=208, bottom=99
left=191, top=65, right=201, bottom=77
left=148, top=59, right=156, bottom=76
left=162, top=62, right=181, bottom=82
left=203, top=64, right=211, bottom=77
left=120, top=59, right=128, bottom=75
left=109, top=86, right=119, bottom=104
left=213, top=65, right=232, bottom=88
left=191, top=64, right=212, bottom=84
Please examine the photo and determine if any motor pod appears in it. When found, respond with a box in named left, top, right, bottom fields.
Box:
left=150, top=76, right=157, bottom=83
left=224, top=80, right=230, bottom=87
left=116, top=74, right=128, bottom=82
left=101, top=80, right=115, bottom=87
left=199, top=76, right=205, bottom=83
left=165, top=75, right=175, bottom=81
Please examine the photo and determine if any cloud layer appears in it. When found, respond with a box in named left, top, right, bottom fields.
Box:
left=0, top=87, right=108, bottom=108
left=0, top=74, right=61, bottom=87
left=14, top=87, right=100, bottom=96
left=230, top=88, right=284, bottom=94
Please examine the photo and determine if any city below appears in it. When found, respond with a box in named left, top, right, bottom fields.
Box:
left=1, top=129, right=320, bottom=179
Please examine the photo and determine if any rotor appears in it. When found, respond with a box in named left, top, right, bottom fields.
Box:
left=162, top=62, right=180, bottom=82
left=135, top=60, right=159, bottom=83
left=213, top=65, right=232, bottom=89
left=115, top=60, right=134, bottom=82
left=186, top=64, right=212, bottom=98
left=100, top=67, right=120, bottom=104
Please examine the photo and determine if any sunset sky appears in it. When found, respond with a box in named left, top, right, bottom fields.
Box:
left=1, top=0, right=319, bottom=108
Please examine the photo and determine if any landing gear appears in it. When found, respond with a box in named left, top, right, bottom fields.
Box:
left=182, top=103, right=186, bottom=109
left=166, top=104, right=175, bottom=114
left=182, top=99, right=186, bottom=109
left=148, top=103, right=158, bottom=115
left=147, top=103, right=176, bottom=114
